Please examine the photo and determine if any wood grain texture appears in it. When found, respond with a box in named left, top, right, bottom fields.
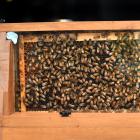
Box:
left=7, top=43, right=15, bottom=114
left=0, top=116, right=3, bottom=140
left=2, top=112, right=140, bottom=128
left=0, top=91, right=3, bottom=115
left=3, top=44, right=15, bottom=115
left=0, top=21, right=140, bottom=32
left=0, top=32, right=10, bottom=115
left=2, top=113, right=140, bottom=140
left=3, top=127, right=140, bottom=140
left=19, top=36, right=26, bottom=112
left=0, top=126, right=2, bottom=140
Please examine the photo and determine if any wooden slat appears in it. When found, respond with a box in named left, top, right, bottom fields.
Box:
left=77, top=32, right=140, bottom=41
left=0, top=116, right=2, bottom=127
left=0, top=32, right=8, bottom=115
left=0, top=92, right=3, bottom=115
left=3, top=44, right=15, bottom=115
left=0, top=21, right=140, bottom=32
left=0, top=128, right=2, bottom=140
left=3, top=127, right=140, bottom=140
left=0, top=32, right=12, bottom=115
left=2, top=113, right=140, bottom=140
left=22, top=31, right=140, bottom=42
left=19, top=36, right=26, bottom=112
left=0, top=115, right=2, bottom=140
left=7, top=43, right=15, bottom=114
left=2, top=112, right=140, bottom=128
left=0, top=41, right=15, bottom=116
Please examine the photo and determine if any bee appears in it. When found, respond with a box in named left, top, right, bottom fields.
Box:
left=68, top=104, right=75, bottom=108
left=79, top=103, right=85, bottom=107
left=40, top=97, right=46, bottom=102
left=40, top=105, right=47, bottom=109
left=93, top=105, right=98, bottom=110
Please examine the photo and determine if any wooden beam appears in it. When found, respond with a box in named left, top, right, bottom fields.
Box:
left=19, top=36, right=26, bottom=112
left=0, top=21, right=140, bottom=32
left=2, top=113, right=140, bottom=140
left=0, top=32, right=11, bottom=115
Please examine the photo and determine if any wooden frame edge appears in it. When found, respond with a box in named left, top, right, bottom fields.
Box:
left=1, top=21, right=140, bottom=115
left=2, top=112, right=140, bottom=128
left=0, top=21, right=140, bottom=32
left=4, top=43, right=15, bottom=115
left=19, top=36, right=26, bottom=112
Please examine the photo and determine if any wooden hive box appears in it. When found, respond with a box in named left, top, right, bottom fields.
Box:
left=0, top=21, right=140, bottom=140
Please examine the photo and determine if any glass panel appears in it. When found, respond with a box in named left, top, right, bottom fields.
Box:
left=16, top=31, right=140, bottom=112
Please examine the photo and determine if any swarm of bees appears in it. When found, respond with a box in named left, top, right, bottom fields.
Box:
left=17, top=32, right=140, bottom=112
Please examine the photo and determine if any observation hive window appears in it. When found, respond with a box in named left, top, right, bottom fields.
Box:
left=15, top=31, right=140, bottom=113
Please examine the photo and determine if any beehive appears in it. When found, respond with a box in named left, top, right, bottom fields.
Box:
left=0, top=21, right=140, bottom=140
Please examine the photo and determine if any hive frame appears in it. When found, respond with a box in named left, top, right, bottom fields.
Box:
left=0, top=21, right=140, bottom=140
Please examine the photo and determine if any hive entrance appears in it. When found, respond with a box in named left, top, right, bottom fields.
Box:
left=16, top=31, right=140, bottom=112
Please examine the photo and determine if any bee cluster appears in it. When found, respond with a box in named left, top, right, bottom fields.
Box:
left=21, top=32, right=140, bottom=112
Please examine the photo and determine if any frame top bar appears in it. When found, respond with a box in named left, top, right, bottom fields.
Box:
left=0, top=21, right=140, bottom=32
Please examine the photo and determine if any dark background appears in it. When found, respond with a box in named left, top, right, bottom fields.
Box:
left=0, top=0, right=140, bottom=22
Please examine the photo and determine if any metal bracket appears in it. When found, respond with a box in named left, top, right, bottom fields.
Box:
left=6, top=32, right=18, bottom=44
